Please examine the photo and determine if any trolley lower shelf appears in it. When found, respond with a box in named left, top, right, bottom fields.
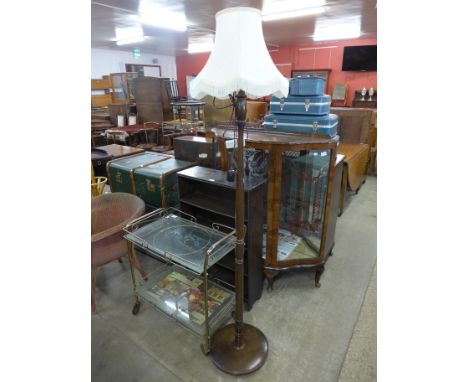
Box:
left=136, top=265, right=235, bottom=336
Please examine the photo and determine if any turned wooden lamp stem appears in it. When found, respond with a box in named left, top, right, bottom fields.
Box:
left=234, top=90, right=246, bottom=348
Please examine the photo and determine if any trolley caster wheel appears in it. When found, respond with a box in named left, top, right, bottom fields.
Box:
left=132, top=302, right=141, bottom=315
left=200, top=343, right=210, bottom=355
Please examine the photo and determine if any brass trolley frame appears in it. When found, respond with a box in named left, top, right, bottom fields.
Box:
left=123, top=207, right=236, bottom=354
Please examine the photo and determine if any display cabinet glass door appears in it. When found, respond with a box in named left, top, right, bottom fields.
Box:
left=260, top=141, right=337, bottom=290
left=276, top=149, right=332, bottom=262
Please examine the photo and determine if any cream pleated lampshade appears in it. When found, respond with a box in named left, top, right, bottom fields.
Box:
left=190, top=7, right=289, bottom=100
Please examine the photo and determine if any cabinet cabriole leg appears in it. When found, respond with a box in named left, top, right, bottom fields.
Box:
left=315, top=266, right=325, bottom=288
left=264, top=270, right=278, bottom=292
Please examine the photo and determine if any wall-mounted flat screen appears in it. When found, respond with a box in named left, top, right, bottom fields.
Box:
left=342, top=45, right=377, bottom=71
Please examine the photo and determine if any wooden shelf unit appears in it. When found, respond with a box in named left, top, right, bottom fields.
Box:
left=177, top=166, right=266, bottom=310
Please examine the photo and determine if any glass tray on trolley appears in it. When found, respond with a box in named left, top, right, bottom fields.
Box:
left=137, top=266, right=235, bottom=336
left=124, top=210, right=236, bottom=274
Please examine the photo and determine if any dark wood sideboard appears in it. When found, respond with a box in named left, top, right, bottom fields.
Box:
left=351, top=90, right=377, bottom=108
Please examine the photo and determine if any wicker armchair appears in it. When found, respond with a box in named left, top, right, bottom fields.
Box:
left=91, top=192, right=146, bottom=314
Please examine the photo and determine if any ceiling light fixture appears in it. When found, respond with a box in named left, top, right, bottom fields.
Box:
left=138, top=2, right=187, bottom=31
left=115, top=26, right=143, bottom=40
left=114, top=26, right=146, bottom=46
left=312, top=17, right=361, bottom=41
left=116, top=36, right=147, bottom=46
left=262, top=0, right=325, bottom=22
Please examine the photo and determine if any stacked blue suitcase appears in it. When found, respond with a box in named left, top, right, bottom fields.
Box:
left=264, top=76, right=338, bottom=137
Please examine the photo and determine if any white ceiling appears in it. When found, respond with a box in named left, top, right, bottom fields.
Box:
left=91, top=0, right=377, bottom=56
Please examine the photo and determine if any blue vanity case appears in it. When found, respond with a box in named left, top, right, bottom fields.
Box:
left=270, top=95, right=331, bottom=116
left=263, top=113, right=338, bottom=137
left=289, top=76, right=326, bottom=96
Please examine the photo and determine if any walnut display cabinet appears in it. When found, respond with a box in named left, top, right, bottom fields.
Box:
left=177, top=166, right=266, bottom=310
left=209, top=128, right=338, bottom=290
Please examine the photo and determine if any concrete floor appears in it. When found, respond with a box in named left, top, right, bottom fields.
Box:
left=92, top=176, right=377, bottom=382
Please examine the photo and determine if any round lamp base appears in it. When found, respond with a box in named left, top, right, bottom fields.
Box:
left=210, top=323, right=268, bottom=375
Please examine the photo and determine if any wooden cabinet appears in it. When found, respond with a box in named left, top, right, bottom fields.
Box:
left=91, top=77, right=111, bottom=90
left=133, top=77, right=171, bottom=123
left=91, top=76, right=113, bottom=108
left=331, top=107, right=375, bottom=144
left=109, top=72, right=138, bottom=104
left=351, top=90, right=377, bottom=108
left=177, top=166, right=266, bottom=310
left=209, top=128, right=338, bottom=291
left=331, top=106, right=377, bottom=175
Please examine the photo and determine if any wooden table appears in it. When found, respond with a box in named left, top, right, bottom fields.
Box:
left=105, top=124, right=160, bottom=145
left=92, top=144, right=145, bottom=178
left=97, top=144, right=144, bottom=159
left=337, top=143, right=370, bottom=215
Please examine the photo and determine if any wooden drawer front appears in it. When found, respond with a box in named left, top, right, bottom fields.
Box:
left=91, top=78, right=111, bottom=90
left=91, top=94, right=113, bottom=107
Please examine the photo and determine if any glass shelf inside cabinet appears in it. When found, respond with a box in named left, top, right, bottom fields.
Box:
left=262, top=149, right=332, bottom=262
left=138, top=266, right=235, bottom=336
left=124, top=213, right=236, bottom=274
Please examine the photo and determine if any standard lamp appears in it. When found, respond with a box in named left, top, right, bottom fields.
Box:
left=190, top=7, right=289, bottom=375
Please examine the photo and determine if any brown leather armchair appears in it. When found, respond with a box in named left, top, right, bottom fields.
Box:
left=91, top=192, right=146, bottom=314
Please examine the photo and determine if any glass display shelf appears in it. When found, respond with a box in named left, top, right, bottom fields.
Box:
left=137, top=266, right=235, bottom=336
left=262, top=228, right=321, bottom=262
left=124, top=209, right=236, bottom=274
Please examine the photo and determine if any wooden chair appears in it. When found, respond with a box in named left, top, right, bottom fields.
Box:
left=165, top=80, right=185, bottom=103
left=134, top=121, right=157, bottom=150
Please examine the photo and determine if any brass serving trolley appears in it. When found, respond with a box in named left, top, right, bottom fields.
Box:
left=123, top=207, right=237, bottom=354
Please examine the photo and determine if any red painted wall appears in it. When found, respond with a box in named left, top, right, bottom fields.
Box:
left=176, top=38, right=377, bottom=107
